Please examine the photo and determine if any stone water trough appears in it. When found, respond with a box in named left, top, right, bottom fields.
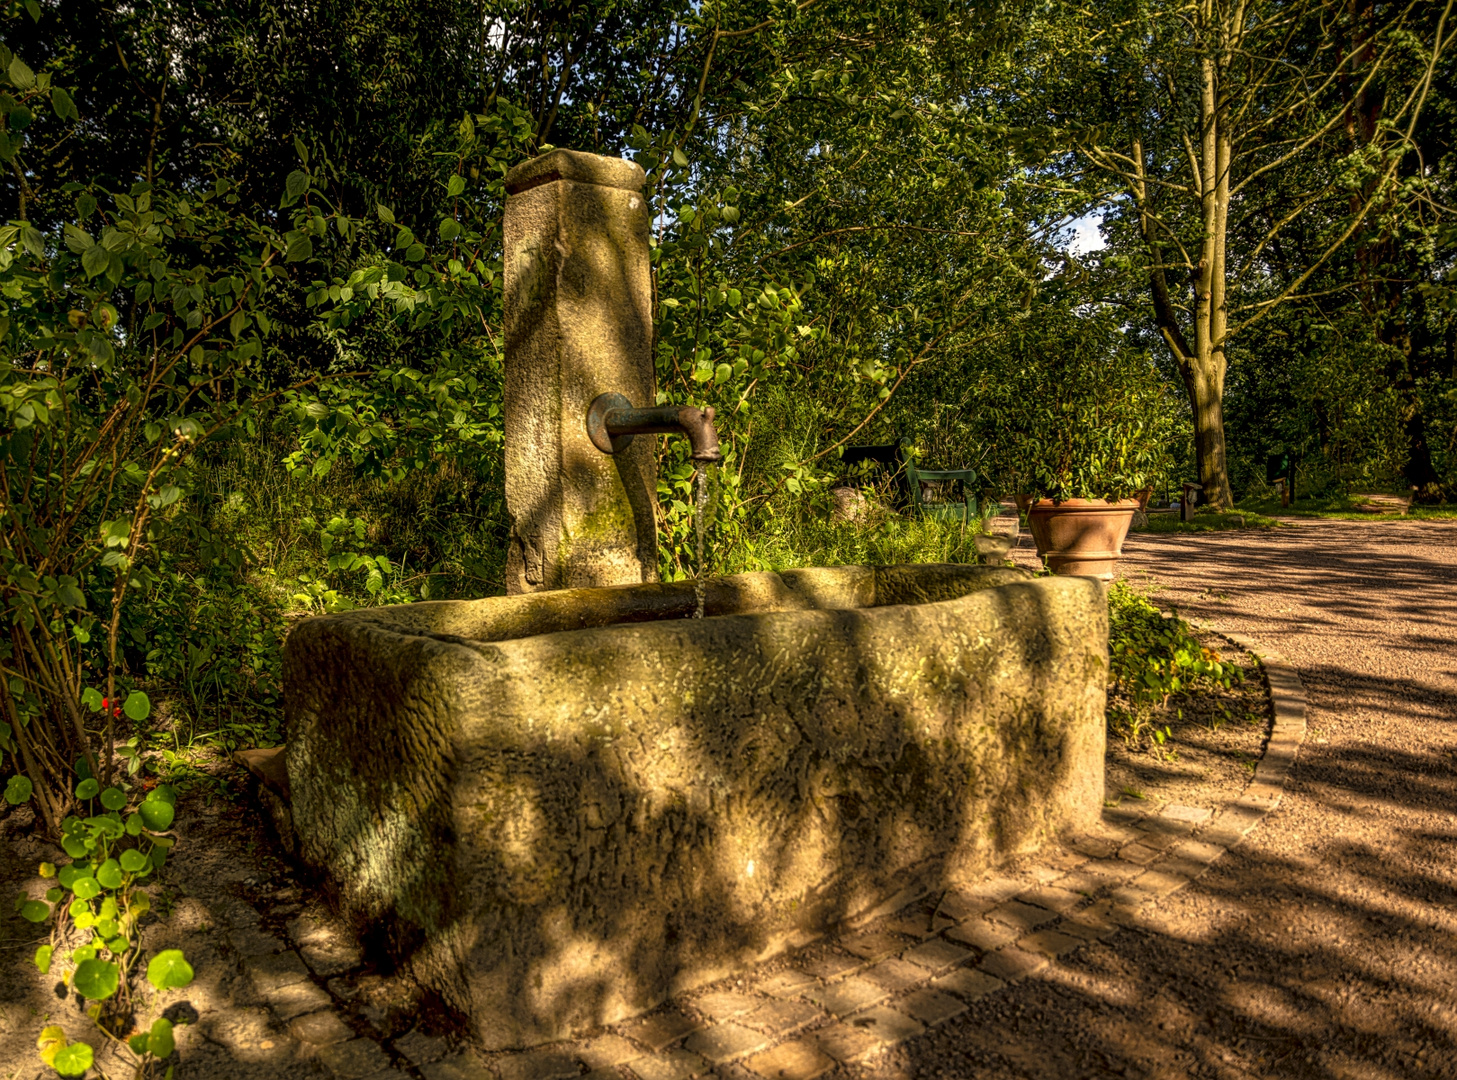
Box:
left=277, top=149, right=1109, bottom=1049
left=282, top=565, right=1106, bottom=1048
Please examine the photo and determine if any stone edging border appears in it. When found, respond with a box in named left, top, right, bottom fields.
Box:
left=228, top=640, right=1308, bottom=1080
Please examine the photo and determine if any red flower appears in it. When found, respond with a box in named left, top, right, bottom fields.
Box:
left=100, top=698, right=109, bottom=710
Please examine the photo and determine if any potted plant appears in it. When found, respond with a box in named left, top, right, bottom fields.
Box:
left=979, top=317, right=1178, bottom=579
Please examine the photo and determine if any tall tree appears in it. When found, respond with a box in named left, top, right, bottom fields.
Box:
left=1017, top=0, right=1453, bottom=505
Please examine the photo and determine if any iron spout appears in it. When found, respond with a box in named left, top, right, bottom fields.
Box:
left=587, top=393, right=722, bottom=462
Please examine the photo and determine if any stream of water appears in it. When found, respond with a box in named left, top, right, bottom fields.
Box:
left=692, top=461, right=711, bottom=618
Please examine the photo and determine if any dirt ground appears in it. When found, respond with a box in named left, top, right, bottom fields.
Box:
left=925, top=518, right=1457, bottom=1080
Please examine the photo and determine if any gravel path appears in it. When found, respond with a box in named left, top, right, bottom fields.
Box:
left=914, top=518, right=1457, bottom=1079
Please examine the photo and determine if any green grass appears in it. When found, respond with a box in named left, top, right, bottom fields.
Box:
left=1133, top=508, right=1284, bottom=533
left=1236, top=489, right=1457, bottom=521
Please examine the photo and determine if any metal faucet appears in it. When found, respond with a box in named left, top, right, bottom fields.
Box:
left=586, top=393, right=722, bottom=462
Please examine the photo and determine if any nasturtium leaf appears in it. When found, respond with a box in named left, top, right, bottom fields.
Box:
left=39, top=860, right=55, bottom=878
left=45, top=887, right=62, bottom=903
left=36, top=1025, right=66, bottom=1066
left=34, top=943, right=52, bottom=973
left=105, top=935, right=128, bottom=954
left=20, top=899, right=49, bottom=922
left=129, top=1033, right=150, bottom=1055
left=124, top=691, right=150, bottom=721
left=146, top=949, right=193, bottom=990
left=139, top=800, right=173, bottom=832
left=61, top=834, right=87, bottom=858
left=4, top=775, right=32, bottom=804
left=147, top=1017, right=175, bottom=1058
left=70, top=875, right=99, bottom=900
left=81, top=687, right=103, bottom=711
left=125, top=812, right=143, bottom=836
left=58, top=864, right=80, bottom=888
left=72, top=957, right=119, bottom=999
left=75, top=778, right=99, bottom=800
left=95, top=859, right=123, bottom=889
left=119, top=849, right=149, bottom=873
left=69, top=900, right=89, bottom=921
left=51, top=1040, right=94, bottom=1077
left=99, top=787, right=126, bottom=811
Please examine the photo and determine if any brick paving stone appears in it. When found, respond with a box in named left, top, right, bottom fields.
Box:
left=628, top=1048, right=712, bottom=1080
left=420, top=1054, right=495, bottom=1080
left=1052, top=871, right=1105, bottom=898
left=684, top=1023, right=771, bottom=1064
left=1080, top=858, right=1142, bottom=882
left=811, top=1021, right=882, bottom=1065
left=319, top=1037, right=392, bottom=1079
left=267, top=978, right=334, bottom=1021
left=931, top=968, right=1005, bottom=1001
left=839, top=932, right=906, bottom=962
left=898, top=988, right=967, bottom=1027
left=1068, top=834, right=1118, bottom=859
left=801, top=976, right=888, bottom=1017
left=1122, top=869, right=1189, bottom=900
left=1116, top=842, right=1162, bottom=864
left=985, top=900, right=1059, bottom=934
left=1026, top=864, right=1067, bottom=885
left=944, top=919, right=1018, bottom=952
left=800, top=952, right=862, bottom=983
left=860, top=958, right=926, bottom=993
left=626, top=1012, right=704, bottom=1052
left=1171, top=838, right=1227, bottom=863
left=756, top=970, right=817, bottom=1000
left=578, top=1034, right=643, bottom=1069
left=1158, top=855, right=1210, bottom=881
left=742, top=998, right=823, bottom=1038
left=963, top=876, right=1024, bottom=905
left=361, top=1071, right=413, bottom=1080
left=229, top=926, right=288, bottom=958
left=901, top=938, right=972, bottom=973
left=1018, top=929, right=1086, bottom=958
left=394, top=1029, right=449, bottom=1066
left=695, top=991, right=763, bottom=1022
left=881, top=909, right=947, bottom=939
left=977, top=946, right=1049, bottom=983
left=289, top=1009, right=354, bottom=1046
left=840, top=1006, right=925, bottom=1048
left=1161, top=803, right=1213, bottom=823
left=1016, top=885, right=1083, bottom=913
left=497, top=1046, right=583, bottom=1080
left=934, top=886, right=995, bottom=922
left=245, top=951, right=311, bottom=995
left=744, top=1039, right=834, bottom=1080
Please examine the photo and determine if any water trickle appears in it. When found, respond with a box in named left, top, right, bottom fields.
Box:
left=692, top=461, right=711, bottom=619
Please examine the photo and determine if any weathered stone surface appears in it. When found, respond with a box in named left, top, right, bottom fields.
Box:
left=318, top=1037, right=392, bottom=1079
left=284, top=569, right=1107, bottom=1049
left=267, top=978, right=335, bottom=1021
left=900, top=939, right=972, bottom=973
left=497, top=1046, right=583, bottom=1080
left=623, top=1011, right=703, bottom=1052
left=931, top=968, right=1005, bottom=1001
left=628, top=1048, right=712, bottom=1080
left=899, top=988, right=967, bottom=1026
left=419, top=1051, right=494, bottom=1080
left=744, top=1039, right=835, bottom=1080
left=684, top=1022, right=771, bottom=1064
left=289, top=1009, right=354, bottom=1046
left=502, top=149, right=657, bottom=593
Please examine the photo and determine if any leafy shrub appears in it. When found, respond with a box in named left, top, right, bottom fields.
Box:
left=1106, top=581, right=1242, bottom=749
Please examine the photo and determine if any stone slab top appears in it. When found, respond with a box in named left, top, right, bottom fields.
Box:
left=506, top=149, right=645, bottom=196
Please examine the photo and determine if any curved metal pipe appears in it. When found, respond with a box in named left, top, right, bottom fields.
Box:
left=587, top=393, right=722, bottom=462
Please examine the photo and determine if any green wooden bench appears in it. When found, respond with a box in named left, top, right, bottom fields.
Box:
left=906, top=463, right=994, bottom=524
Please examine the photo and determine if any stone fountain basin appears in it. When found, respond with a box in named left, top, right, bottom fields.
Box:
left=282, top=564, right=1106, bottom=1049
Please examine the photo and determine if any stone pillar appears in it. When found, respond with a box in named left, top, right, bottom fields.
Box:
left=502, top=150, right=658, bottom=594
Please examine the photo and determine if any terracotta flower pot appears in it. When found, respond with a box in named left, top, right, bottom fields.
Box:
left=1133, top=487, right=1153, bottom=511
left=1026, top=498, right=1139, bottom=580
left=1013, top=493, right=1033, bottom=514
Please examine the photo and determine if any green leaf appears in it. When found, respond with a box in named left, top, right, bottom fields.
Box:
left=149, top=784, right=177, bottom=806
left=376, top=203, right=395, bottom=223
left=51, top=86, right=78, bottom=120
left=125, top=812, right=143, bottom=836
left=139, top=799, right=173, bottom=831
left=124, top=691, right=151, bottom=722
left=81, top=243, right=109, bottom=278
left=285, top=170, right=310, bottom=198
left=72, top=957, right=119, bottom=999
left=285, top=235, right=313, bottom=262
left=119, top=849, right=149, bottom=873
left=8, top=57, right=34, bottom=89
left=129, top=1033, right=151, bottom=1055
left=673, top=147, right=689, bottom=167
left=4, top=775, right=32, bottom=804
left=99, top=787, right=126, bottom=811
left=146, top=949, right=194, bottom=990
left=51, top=1041, right=93, bottom=1077
left=75, top=778, right=99, bottom=800
left=95, top=858, right=123, bottom=889
left=446, top=174, right=465, bottom=196
left=70, top=875, right=100, bottom=900
left=20, top=899, right=49, bottom=922
left=147, top=1018, right=175, bottom=1059
left=81, top=688, right=103, bottom=711
left=34, top=943, right=52, bottom=973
